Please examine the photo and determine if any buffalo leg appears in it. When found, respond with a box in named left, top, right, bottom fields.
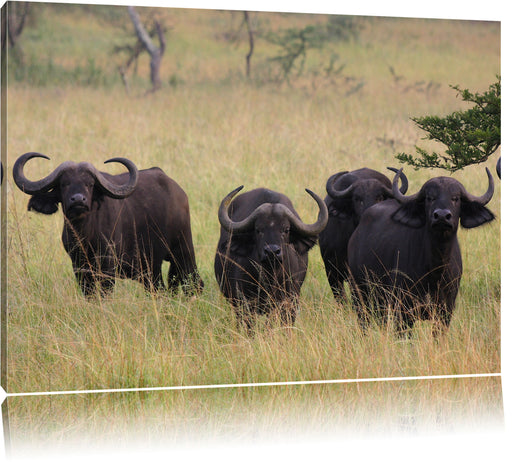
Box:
left=279, top=299, right=298, bottom=326
left=75, top=269, right=114, bottom=297
left=393, top=314, right=414, bottom=338
left=234, top=302, right=256, bottom=334
left=355, top=305, right=372, bottom=332
left=75, top=270, right=96, bottom=296
left=321, top=243, right=350, bottom=302
left=432, top=303, right=453, bottom=339
left=99, top=277, right=115, bottom=296
left=349, top=280, right=373, bottom=332
left=167, top=234, right=203, bottom=294
left=327, top=271, right=347, bottom=302
left=141, top=262, right=165, bottom=292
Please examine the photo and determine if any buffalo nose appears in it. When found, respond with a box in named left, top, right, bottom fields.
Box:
left=433, top=209, right=452, bottom=221
left=70, top=193, right=87, bottom=205
left=263, top=244, right=282, bottom=261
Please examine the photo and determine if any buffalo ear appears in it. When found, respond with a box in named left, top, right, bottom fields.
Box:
left=27, top=191, right=60, bottom=215
left=391, top=200, right=426, bottom=228
left=329, top=198, right=353, bottom=220
left=291, top=233, right=317, bottom=254
left=460, top=201, right=495, bottom=228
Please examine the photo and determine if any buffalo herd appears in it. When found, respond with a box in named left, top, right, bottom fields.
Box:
left=11, top=152, right=499, bottom=336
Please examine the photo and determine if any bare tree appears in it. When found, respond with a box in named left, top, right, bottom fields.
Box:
left=125, top=5, right=166, bottom=93
left=243, top=11, right=254, bottom=78
left=1, top=2, right=31, bottom=53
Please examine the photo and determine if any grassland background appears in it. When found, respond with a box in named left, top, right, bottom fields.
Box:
left=3, top=2, right=502, bottom=455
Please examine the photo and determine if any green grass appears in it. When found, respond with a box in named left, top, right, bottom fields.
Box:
left=4, top=4, right=501, bottom=447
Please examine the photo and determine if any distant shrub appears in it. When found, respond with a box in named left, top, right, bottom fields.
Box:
left=10, top=55, right=115, bottom=88
left=169, top=73, right=184, bottom=88
left=262, top=16, right=365, bottom=85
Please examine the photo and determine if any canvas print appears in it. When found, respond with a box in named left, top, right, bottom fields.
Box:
left=0, top=0, right=503, bottom=458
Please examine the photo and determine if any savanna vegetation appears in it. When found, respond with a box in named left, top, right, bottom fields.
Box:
left=3, top=3, right=501, bottom=451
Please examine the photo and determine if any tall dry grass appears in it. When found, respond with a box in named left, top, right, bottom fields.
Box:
left=6, top=82, right=501, bottom=393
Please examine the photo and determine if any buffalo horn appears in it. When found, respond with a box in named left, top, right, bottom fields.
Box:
left=13, top=152, right=139, bottom=198
left=392, top=168, right=420, bottom=204
left=325, top=171, right=352, bottom=199
left=93, top=157, right=139, bottom=198
left=460, top=167, right=494, bottom=205
left=387, top=167, right=408, bottom=194
left=218, top=186, right=276, bottom=234
left=218, top=185, right=253, bottom=233
left=393, top=167, right=494, bottom=206
left=287, top=189, right=329, bottom=237
left=326, top=168, right=408, bottom=199
left=13, top=152, right=74, bottom=194
left=218, top=186, right=328, bottom=237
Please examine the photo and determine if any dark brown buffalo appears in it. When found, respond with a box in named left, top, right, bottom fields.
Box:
left=319, top=167, right=408, bottom=301
left=214, top=186, right=328, bottom=330
left=347, top=168, right=495, bottom=335
left=13, top=152, right=203, bottom=296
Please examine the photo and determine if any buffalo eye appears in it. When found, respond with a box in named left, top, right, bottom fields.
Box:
left=375, top=195, right=384, bottom=203
left=451, top=196, right=459, bottom=204
left=281, top=227, right=290, bottom=236
left=328, top=204, right=339, bottom=217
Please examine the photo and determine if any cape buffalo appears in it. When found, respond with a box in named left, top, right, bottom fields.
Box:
left=318, top=167, right=408, bottom=301
left=13, top=152, right=203, bottom=296
left=214, top=186, right=328, bottom=330
left=347, top=168, right=495, bottom=335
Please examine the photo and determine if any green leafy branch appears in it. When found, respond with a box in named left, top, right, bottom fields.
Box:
left=396, top=76, right=500, bottom=172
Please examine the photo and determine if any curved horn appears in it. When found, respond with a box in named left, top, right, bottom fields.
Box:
left=387, top=166, right=408, bottom=194
left=13, top=152, right=74, bottom=194
left=325, top=171, right=353, bottom=199
left=219, top=187, right=328, bottom=237
left=285, top=189, right=329, bottom=237
left=392, top=168, right=420, bottom=204
left=218, top=185, right=258, bottom=234
left=461, top=167, right=494, bottom=205
left=88, top=157, right=139, bottom=199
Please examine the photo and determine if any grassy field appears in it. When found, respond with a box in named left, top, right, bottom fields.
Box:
left=3, top=4, right=501, bottom=450
left=7, top=376, right=504, bottom=457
